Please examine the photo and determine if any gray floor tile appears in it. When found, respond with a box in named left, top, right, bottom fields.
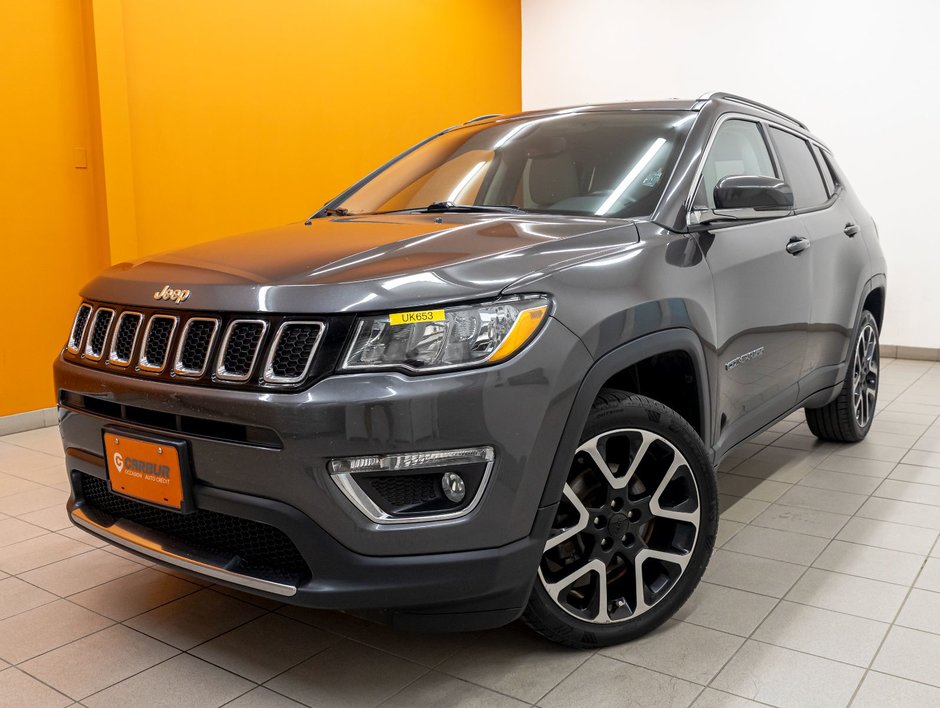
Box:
left=0, top=599, right=112, bottom=664
left=857, top=496, right=940, bottom=530
left=715, top=519, right=745, bottom=547
left=712, top=640, right=863, bottom=707
left=889, top=462, right=940, bottom=485
left=901, top=449, right=940, bottom=468
left=0, top=427, right=65, bottom=457
left=751, top=503, right=850, bottom=538
left=852, top=670, right=940, bottom=707
left=718, top=495, right=769, bottom=524
left=437, top=624, right=590, bottom=703
left=831, top=442, right=907, bottom=463
left=0, top=517, right=47, bottom=547
left=722, top=524, right=828, bottom=565
left=895, top=588, right=940, bottom=635
left=775, top=485, right=868, bottom=515
left=785, top=568, right=908, bottom=622
left=872, top=625, right=940, bottom=688
left=717, top=474, right=791, bottom=502
left=672, top=582, right=776, bottom=637
left=836, top=516, right=938, bottom=555
left=751, top=600, right=888, bottom=666
left=266, top=640, right=426, bottom=708
left=0, top=486, right=67, bottom=516
left=68, top=567, right=201, bottom=621
left=691, top=688, right=764, bottom=707
left=814, top=454, right=896, bottom=479
left=0, top=576, right=57, bottom=621
left=540, top=654, right=701, bottom=708
left=916, top=558, right=940, bottom=592
left=797, top=468, right=882, bottom=496
left=812, top=540, right=924, bottom=585
left=19, top=624, right=178, bottom=700
left=0, top=667, right=72, bottom=708
left=19, top=548, right=143, bottom=596
left=600, top=619, right=743, bottom=684
left=191, top=613, right=336, bottom=683
left=0, top=533, right=92, bottom=575
left=83, top=653, right=252, bottom=708
left=704, top=549, right=804, bottom=598
left=875, top=478, right=940, bottom=506
left=18, top=503, right=72, bottom=531
left=126, top=588, right=266, bottom=650
left=379, top=671, right=529, bottom=708
left=225, top=687, right=306, bottom=708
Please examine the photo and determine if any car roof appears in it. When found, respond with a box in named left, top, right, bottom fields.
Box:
left=465, top=92, right=816, bottom=141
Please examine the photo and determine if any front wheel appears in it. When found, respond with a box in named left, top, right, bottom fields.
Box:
left=806, top=310, right=880, bottom=442
left=522, top=391, right=718, bottom=648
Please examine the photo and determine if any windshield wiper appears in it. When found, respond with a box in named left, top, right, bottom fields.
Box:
left=374, top=201, right=526, bottom=215
left=306, top=206, right=349, bottom=223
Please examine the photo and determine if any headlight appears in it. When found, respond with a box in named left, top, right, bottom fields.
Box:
left=341, top=295, right=550, bottom=373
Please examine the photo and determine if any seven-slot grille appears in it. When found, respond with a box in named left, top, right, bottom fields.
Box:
left=65, top=303, right=326, bottom=388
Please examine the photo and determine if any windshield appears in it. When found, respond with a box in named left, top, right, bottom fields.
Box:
left=336, top=111, right=695, bottom=219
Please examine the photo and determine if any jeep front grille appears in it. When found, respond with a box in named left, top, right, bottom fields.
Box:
left=63, top=302, right=333, bottom=390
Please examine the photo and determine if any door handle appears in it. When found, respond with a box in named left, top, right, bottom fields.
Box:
left=844, top=223, right=860, bottom=237
left=786, top=236, right=811, bottom=255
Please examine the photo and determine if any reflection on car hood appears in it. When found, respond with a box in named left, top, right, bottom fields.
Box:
left=82, top=213, right=639, bottom=313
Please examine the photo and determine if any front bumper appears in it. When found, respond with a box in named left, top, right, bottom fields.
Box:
left=54, top=317, right=591, bottom=627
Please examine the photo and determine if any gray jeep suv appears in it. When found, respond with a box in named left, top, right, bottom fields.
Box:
left=54, top=92, right=886, bottom=647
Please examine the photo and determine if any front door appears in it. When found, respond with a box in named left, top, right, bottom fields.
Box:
left=693, top=118, right=813, bottom=450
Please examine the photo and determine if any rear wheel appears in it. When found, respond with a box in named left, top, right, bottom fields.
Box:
left=522, top=390, right=717, bottom=648
left=806, top=310, right=880, bottom=442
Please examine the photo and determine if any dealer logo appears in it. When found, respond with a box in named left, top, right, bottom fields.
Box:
left=112, top=452, right=124, bottom=472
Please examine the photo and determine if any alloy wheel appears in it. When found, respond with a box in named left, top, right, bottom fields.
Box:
left=538, top=428, right=701, bottom=624
left=852, top=322, right=879, bottom=428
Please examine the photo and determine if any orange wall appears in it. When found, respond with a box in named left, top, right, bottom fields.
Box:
left=0, top=0, right=520, bottom=417
left=0, top=1, right=108, bottom=417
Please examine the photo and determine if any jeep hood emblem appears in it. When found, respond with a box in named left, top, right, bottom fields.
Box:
left=153, top=285, right=191, bottom=304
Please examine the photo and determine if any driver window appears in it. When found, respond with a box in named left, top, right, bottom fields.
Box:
left=696, top=120, right=777, bottom=208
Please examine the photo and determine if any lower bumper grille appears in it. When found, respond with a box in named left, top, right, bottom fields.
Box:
left=78, top=473, right=311, bottom=586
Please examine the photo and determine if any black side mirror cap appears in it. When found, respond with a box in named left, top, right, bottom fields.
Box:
left=714, top=175, right=794, bottom=210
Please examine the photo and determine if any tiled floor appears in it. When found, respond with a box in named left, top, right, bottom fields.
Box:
left=1, top=357, right=940, bottom=707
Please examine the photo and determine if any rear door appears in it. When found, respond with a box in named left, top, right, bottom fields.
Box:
left=694, top=118, right=813, bottom=450
left=766, top=128, right=870, bottom=388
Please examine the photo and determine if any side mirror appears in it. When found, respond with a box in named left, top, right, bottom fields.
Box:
left=714, top=175, right=794, bottom=210
left=689, top=175, right=794, bottom=228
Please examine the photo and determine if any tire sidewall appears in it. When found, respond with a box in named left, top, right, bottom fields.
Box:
left=528, top=394, right=718, bottom=646
left=847, top=310, right=880, bottom=438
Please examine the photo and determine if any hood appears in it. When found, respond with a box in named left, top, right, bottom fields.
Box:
left=82, top=213, right=638, bottom=313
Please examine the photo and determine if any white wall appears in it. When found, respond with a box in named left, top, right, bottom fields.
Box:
left=522, top=0, right=940, bottom=348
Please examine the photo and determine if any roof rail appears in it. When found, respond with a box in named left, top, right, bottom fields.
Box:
left=465, top=113, right=501, bottom=124
left=695, top=92, right=808, bottom=130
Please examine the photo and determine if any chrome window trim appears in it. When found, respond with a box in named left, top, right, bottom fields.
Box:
left=67, top=303, right=93, bottom=354
left=138, top=315, right=179, bottom=372
left=107, top=311, right=143, bottom=367
left=262, top=321, right=325, bottom=385
left=173, top=317, right=220, bottom=378
left=330, top=449, right=495, bottom=525
left=83, top=308, right=115, bottom=361
left=215, top=319, right=268, bottom=382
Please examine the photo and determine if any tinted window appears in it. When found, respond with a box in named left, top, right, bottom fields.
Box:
left=696, top=120, right=776, bottom=209
left=769, top=127, right=828, bottom=208
left=337, top=112, right=695, bottom=219
left=811, top=145, right=836, bottom=196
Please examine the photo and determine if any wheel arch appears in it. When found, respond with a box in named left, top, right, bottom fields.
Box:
left=537, top=328, right=712, bottom=509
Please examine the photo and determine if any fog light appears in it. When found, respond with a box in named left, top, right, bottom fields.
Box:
left=441, top=472, right=466, bottom=503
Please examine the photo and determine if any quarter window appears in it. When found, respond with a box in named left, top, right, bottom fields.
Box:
left=696, top=120, right=776, bottom=209
left=768, top=127, right=828, bottom=208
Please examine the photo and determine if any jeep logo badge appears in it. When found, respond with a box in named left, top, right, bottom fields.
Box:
left=153, top=285, right=191, bottom=304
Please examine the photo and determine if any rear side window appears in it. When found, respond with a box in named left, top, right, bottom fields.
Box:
left=696, top=119, right=776, bottom=208
left=769, top=127, right=828, bottom=208
left=811, top=145, right=836, bottom=196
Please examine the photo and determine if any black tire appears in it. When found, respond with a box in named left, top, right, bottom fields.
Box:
left=805, top=310, right=880, bottom=442
left=522, top=390, right=718, bottom=649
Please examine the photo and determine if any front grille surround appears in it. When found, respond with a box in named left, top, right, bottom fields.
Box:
left=68, top=304, right=93, bottom=353
left=63, top=301, right=341, bottom=391
left=216, top=319, right=268, bottom=382
left=173, top=317, right=219, bottom=377
left=262, top=321, right=325, bottom=384
left=108, top=311, right=143, bottom=366
left=139, top=315, right=179, bottom=372
left=84, top=308, right=115, bottom=361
